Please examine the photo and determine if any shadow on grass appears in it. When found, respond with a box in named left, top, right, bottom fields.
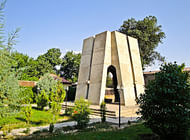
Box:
left=32, top=106, right=42, bottom=111
left=15, top=117, right=44, bottom=126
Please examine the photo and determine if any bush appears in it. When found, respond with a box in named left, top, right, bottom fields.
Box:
left=36, top=74, right=57, bottom=95
left=49, top=88, right=64, bottom=133
left=23, top=104, right=32, bottom=124
left=65, top=107, right=73, bottom=116
left=138, top=62, right=190, bottom=140
left=72, top=98, right=91, bottom=128
left=35, top=74, right=66, bottom=109
left=100, top=101, right=106, bottom=123
left=49, top=101, right=61, bottom=123
left=36, top=90, right=49, bottom=110
left=49, top=81, right=66, bottom=104
left=35, top=74, right=66, bottom=110
left=20, top=87, right=34, bottom=104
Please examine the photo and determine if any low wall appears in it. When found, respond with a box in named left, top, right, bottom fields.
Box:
left=19, top=80, right=36, bottom=87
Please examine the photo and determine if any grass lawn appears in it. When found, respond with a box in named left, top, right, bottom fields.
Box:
left=37, top=123, right=153, bottom=140
left=0, top=108, right=71, bottom=130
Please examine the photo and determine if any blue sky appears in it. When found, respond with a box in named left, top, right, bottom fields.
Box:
left=4, top=0, right=190, bottom=70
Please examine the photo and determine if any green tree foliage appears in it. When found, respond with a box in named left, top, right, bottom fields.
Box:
left=49, top=100, right=62, bottom=133
left=36, top=73, right=57, bottom=96
left=40, top=48, right=62, bottom=67
left=35, top=74, right=66, bottom=110
left=36, top=56, right=54, bottom=77
left=9, top=48, right=63, bottom=80
left=35, top=74, right=57, bottom=109
left=118, top=16, right=165, bottom=68
left=137, top=62, right=190, bottom=139
left=72, top=98, right=91, bottom=128
left=49, top=81, right=66, bottom=132
left=20, top=87, right=34, bottom=104
left=11, top=51, right=30, bottom=70
left=60, top=51, right=81, bottom=82
left=11, top=51, right=38, bottom=81
left=36, top=48, right=62, bottom=77
left=0, top=0, right=23, bottom=117
left=49, top=81, right=66, bottom=103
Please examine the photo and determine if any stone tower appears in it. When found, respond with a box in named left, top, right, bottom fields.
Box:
left=75, top=31, right=144, bottom=106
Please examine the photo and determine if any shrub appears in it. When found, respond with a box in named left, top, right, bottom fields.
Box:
left=137, top=62, right=190, bottom=140
left=72, top=98, right=91, bottom=128
left=23, top=104, right=32, bottom=124
left=100, top=101, right=106, bottom=123
left=35, top=74, right=66, bottom=109
left=49, top=101, right=61, bottom=123
left=49, top=89, right=63, bottom=133
left=35, top=73, right=57, bottom=98
left=20, top=87, right=34, bottom=104
left=49, top=81, right=66, bottom=104
left=36, top=90, right=49, bottom=110
left=65, top=107, right=73, bottom=116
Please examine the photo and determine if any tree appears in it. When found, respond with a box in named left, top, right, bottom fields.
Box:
left=35, top=74, right=66, bottom=110
left=11, top=51, right=30, bottom=69
left=36, top=56, right=53, bottom=78
left=49, top=82, right=66, bottom=133
left=137, top=62, right=190, bottom=139
left=42, top=48, right=62, bottom=67
left=49, top=81, right=66, bottom=103
left=60, top=51, right=81, bottom=82
left=0, top=0, right=23, bottom=117
left=11, top=51, right=38, bottom=81
left=118, top=16, right=165, bottom=68
left=35, top=48, right=62, bottom=78
left=36, top=73, right=57, bottom=95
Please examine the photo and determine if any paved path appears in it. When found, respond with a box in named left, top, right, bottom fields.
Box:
left=0, top=115, right=138, bottom=137
left=0, top=118, right=102, bottom=137
left=0, top=103, right=139, bottom=137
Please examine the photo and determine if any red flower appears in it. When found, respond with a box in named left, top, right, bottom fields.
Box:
left=74, top=110, right=78, bottom=114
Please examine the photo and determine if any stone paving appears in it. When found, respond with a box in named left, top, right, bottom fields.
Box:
left=63, top=102, right=140, bottom=118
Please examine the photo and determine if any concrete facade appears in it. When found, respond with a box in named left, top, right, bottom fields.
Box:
left=76, top=31, right=144, bottom=106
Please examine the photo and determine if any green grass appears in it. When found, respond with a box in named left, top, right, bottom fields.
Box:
left=0, top=108, right=71, bottom=130
left=39, top=123, right=153, bottom=140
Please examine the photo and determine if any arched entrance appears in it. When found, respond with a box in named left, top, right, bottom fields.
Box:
left=105, top=65, right=119, bottom=103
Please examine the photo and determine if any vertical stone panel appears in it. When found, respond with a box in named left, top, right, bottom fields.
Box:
left=75, top=37, right=95, bottom=99
left=127, top=36, right=145, bottom=97
left=88, top=31, right=111, bottom=105
left=112, top=31, right=136, bottom=106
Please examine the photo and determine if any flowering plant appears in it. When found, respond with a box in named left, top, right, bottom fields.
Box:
left=72, top=98, right=91, bottom=128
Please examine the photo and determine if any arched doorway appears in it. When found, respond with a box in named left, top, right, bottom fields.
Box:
left=105, top=65, right=119, bottom=103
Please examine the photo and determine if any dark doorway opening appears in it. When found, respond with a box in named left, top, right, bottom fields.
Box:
left=105, top=65, right=119, bottom=103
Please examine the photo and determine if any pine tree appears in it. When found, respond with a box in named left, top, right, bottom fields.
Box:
left=0, top=0, right=22, bottom=117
